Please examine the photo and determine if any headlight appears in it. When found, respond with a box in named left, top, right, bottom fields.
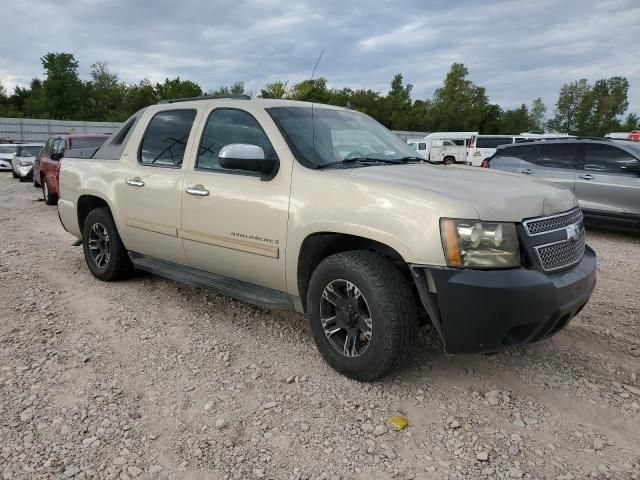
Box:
left=440, top=218, right=521, bottom=268
left=20, top=160, right=33, bottom=167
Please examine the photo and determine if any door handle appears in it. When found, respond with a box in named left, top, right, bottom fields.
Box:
left=579, top=174, right=595, bottom=180
left=185, top=184, right=210, bottom=197
left=521, top=169, right=533, bottom=175
left=126, top=177, right=145, bottom=187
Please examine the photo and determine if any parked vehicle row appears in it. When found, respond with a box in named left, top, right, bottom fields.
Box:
left=1, top=134, right=109, bottom=204
left=52, top=96, right=596, bottom=381
left=485, top=138, right=640, bottom=232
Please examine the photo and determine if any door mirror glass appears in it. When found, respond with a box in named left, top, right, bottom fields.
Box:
left=218, top=144, right=275, bottom=174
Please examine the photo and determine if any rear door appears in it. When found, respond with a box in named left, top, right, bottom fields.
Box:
left=522, top=142, right=578, bottom=192
left=121, top=108, right=200, bottom=265
left=575, top=143, right=640, bottom=217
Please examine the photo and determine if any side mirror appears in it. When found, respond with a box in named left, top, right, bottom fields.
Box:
left=218, top=144, right=277, bottom=176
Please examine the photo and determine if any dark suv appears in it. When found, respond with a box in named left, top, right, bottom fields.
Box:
left=486, top=138, right=640, bottom=231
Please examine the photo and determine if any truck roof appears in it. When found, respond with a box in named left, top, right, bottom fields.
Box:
left=152, top=96, right=348, bottom=111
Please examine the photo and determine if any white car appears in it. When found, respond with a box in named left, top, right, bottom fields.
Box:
left=11, top=143, right=44, bottom=181
left=0, top=144, right=16, bottom=171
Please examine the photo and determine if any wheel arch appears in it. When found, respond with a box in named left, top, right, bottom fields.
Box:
left=296, top=232, right=413, bottom=308
left=77, top=194, right=115, bottom=234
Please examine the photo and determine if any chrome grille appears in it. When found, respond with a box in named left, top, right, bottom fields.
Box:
left=523, top=208, right=583, bottom=236
left=534, top=231, right=585, bottom=272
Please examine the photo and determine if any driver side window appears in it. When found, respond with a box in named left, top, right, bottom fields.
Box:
left=196, top=109, right=276, bottom=173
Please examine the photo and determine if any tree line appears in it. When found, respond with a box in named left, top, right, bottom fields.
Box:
left=0, top=53, right=637, bottom=136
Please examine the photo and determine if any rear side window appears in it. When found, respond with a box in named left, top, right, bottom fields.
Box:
left=536, top=144, right=577, bottom=168
left=477, top=137, right=512, bottom=149
left=584, top=144, right=639, bottom=174
left=196, top=108, right=276, bottom=173
left=139, top=109, right=197, bottom=167
left=497, top=144, right=537, bottom=161
left=418, top=142, right=426, bottom=150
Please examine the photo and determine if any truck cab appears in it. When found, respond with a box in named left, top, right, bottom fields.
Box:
left=58, top=97, right=596, bottom=381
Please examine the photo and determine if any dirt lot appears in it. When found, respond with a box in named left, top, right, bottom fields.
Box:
left=0, top=172, right=639, bottom=480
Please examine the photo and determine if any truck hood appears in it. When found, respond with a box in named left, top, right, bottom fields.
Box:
left=340, top=164, right=577, bottom=222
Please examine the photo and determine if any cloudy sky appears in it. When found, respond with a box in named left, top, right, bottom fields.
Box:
left=1, top=0, right=639, bottom=115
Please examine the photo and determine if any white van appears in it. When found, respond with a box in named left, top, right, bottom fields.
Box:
left=406, top=138, right=428, bottom=159
left=467, top=135, right=527, bottom=166
left=421, top=132, right=476, bottom=165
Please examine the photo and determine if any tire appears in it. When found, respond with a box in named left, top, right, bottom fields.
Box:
left=33, top=175, right=40, bottom=188
left=82, top=207, right=134, bottom=282
left=18, top=175, right=27, bottom=182
left=443, top=156, right=455, bottom=166
left=42, top=180, right=58, bottom=205
left=12, top=169, right=18, bottom=178
left=306, top=251, right=419, bottom=381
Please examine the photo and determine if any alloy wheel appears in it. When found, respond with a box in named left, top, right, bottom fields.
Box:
left=87, top=222, right=110, bottom=269
left=319, top=279, right=373, bottom=357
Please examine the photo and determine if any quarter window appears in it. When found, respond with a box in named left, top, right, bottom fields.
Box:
left=536, top=144, right=576, bottom=168
left=196, top=109, right=276, bottom=173
left=584, top=144, right=639, bottom=174
left=418, top=142, right=426, bottom=150
left=139, top=109, right=197, bottom=167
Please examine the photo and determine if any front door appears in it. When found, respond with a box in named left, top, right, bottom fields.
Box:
left=180, top=107, right=290, bottom=291
left=121, top=108, right=199, bottom=265
left=575, top=143, right=640, bottom=217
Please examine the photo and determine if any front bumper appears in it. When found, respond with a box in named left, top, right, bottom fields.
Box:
left=0, top=159, right=11, bottom=170
left=18, top=165, right=33, bottom=178
left=412, top=245, right=596, bottom=354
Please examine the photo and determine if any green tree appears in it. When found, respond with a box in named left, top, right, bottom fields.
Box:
left=40, top=52, right=86, bottom=119
left=208, top=81, right=246, bottom=97
left=84, top=62, right=127, bottom=121
left=260, top=81, right=289, bottom=99
left=547, top=79, right=591, bottom=134
left=289, top=78, right=332, bottom=103
left=621, top=113, right=639, bottom=131
left=500, top=104, right=531, bottom=134
left=529, top=97, right=546, bottom=132
left=155, top=77, right=202, bottom=100
left=123, top=79, right=157, bottom=115
left=429, top=63, right=495, bottom=132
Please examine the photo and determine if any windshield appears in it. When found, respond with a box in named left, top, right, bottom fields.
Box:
left=18, top=146, right=42, bottom=157
left=70, top=137, right=108, bottom=150
left=0, top=145, right=15, bottom=154
left=267, top=106, right=420, bottom=168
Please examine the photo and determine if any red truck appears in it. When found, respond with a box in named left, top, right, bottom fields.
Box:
left=36, top=134, right=109, bottom=205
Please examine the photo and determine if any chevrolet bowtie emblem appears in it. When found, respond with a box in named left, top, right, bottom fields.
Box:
left=566, top=223, right=580, bottom=241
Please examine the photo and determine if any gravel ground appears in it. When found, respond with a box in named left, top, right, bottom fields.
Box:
left=0, top=172, right=639, bottom=480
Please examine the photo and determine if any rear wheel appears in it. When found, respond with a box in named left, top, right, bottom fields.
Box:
left=42, top=180, right=58, bottom=205
left=443, top=156, right=455, bottom=165
left=306, top=251, right=419, bottom=381
left=82, top=207, right=134, bottom=281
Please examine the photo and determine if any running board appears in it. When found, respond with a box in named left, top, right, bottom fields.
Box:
left=129, top=253, right=303, bottom=312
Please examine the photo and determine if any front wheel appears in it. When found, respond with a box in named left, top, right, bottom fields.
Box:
left=82, top=207, right=134, bottom=281
left=42, top=180, right=57, bottom=205
left=443, top=156, right=455, bottom=165
left=306, top=251, right=419, bottom=381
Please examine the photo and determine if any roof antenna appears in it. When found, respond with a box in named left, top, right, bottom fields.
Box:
left=310, top=49, right=324, bottom=165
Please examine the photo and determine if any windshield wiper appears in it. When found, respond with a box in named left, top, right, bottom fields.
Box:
left=316, top=157, right=410, bottom=170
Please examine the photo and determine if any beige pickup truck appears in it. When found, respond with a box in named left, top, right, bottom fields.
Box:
left=58, top=96, right=596, bottom=380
